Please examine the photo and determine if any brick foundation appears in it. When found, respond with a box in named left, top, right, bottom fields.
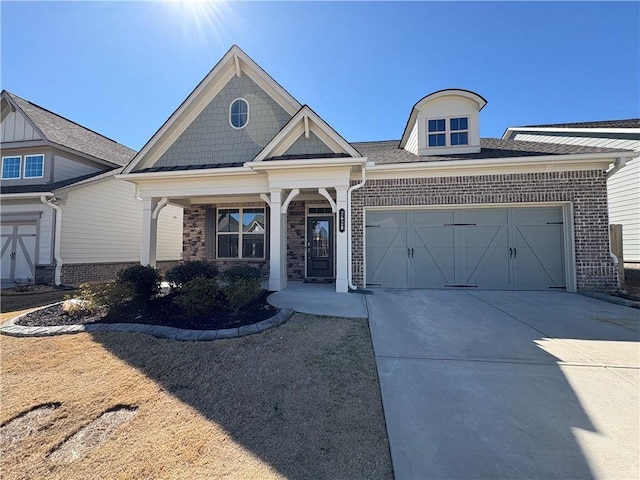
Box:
left=60, top=260, right=179, bottom=286
left=350, top=170, right=618, bottom=292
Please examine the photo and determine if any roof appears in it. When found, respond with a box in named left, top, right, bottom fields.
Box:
left=0, top=169, right=120, bottom=195
left=352, top=138, right=632, bottom=164
left=3, top=91, right=136, bottom=166
left=522, top=119, right=640, bottom=129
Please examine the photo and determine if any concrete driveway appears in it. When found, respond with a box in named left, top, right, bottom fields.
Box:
left=367, top=290, right=639, bottom=480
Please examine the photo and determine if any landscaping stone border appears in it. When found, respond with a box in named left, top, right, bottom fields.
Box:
left=0, top=304, right=294, bottom=341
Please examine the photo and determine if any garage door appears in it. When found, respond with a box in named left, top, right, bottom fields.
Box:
left=1, top=222, right=37, bottom=282
left=366, top=207, right=565, bottom=290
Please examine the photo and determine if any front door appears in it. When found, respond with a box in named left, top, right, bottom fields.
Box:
left=306, top=216, right=334, bottom=278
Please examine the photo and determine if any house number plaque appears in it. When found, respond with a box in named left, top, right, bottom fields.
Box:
left=339, top=208, right=346, bottom=232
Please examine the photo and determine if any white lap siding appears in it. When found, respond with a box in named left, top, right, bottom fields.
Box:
left=60, top=177, right=182, bottom=263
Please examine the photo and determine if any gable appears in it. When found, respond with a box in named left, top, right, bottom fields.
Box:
left=154, top=74, right=291, bottom=169
left=282, top=131, right=334, bottom=157
left=253, top=105, right=361, bottom=162
left=1, top=101, right=43, bottom=143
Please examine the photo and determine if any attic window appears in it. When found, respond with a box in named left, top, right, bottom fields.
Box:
left=427, top=117, right=469, bottom=147
left=229, top=98, right=249, bottom=129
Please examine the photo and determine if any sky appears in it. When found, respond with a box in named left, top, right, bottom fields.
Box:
left=1, top=1, right=639, bottom=151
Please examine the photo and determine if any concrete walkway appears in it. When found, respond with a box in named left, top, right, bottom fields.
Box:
left=367, top=289, right=639, bottom=480
left=267, top=281, right=368, bottom=318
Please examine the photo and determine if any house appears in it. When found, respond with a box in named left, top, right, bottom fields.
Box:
left=0, top=91, right=183, bottom=286
left=119, top=45, right=636, bottom=294
left=503, top=120, right=640, bottom=264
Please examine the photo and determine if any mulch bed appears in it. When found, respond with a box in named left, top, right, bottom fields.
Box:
left=14, top=291, right=278, bottom=331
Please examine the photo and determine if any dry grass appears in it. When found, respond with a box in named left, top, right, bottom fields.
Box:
left=1, top=313, right=392, bottom=480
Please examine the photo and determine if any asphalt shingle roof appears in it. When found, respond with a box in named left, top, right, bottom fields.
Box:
left=523, top=119, right=640, bottom=129
left=5, top=92, right=136, bottom=166
left=352, top=138, right=631, bottom=164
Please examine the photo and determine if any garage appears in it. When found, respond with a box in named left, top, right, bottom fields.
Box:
left=365, top=206, right=566, bottom=290
left=1, top=221, right=37, bottom=283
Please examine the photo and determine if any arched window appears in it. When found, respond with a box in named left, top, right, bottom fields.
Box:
left=229, top=98, right=249, bottom=129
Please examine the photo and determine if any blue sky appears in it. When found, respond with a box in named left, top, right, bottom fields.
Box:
left=2, top=1, right=639, bottom=150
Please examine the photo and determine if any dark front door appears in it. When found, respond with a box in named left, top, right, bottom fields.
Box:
left=306, top=216, right=334, bottom=278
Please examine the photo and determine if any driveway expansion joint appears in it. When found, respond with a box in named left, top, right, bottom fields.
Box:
left=0, top=308, right=294, bottom=341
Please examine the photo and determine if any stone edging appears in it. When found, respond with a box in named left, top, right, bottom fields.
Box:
left=0, top=305, right=294, bottom=341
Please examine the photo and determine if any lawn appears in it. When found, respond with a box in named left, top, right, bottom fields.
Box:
left=1, top=312, right=393, bottom=480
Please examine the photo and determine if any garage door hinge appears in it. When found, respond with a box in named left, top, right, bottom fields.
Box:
left=443, top=223, right=477, bottom=226
left=365, top=225, right=381, bottom=228
left=546, top=222, right=563, bottom=225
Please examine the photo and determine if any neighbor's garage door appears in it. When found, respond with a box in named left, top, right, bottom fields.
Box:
left=365, top=207, right=565, bottom=290
left=1, top=222, right=37, bottom=282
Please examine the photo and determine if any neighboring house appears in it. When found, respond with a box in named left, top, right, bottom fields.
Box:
left=119, top=45, right=635, bottom=294
left=503, top=120, right=640, bottom=263
left=0, top=91, right=183, bottom=285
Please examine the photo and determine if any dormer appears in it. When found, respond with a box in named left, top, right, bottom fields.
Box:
left=400, top=89, right=487, bottom=157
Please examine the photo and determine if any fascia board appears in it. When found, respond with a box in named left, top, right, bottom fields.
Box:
left=247, top=157, right=367, bottom=170
left=366, top=153, right=625, bottom=177
left=1, top=192, right=54, bottom=200
left=505, top=126, right=640, bottom=135
left=116, top=166, right=257, bottom=182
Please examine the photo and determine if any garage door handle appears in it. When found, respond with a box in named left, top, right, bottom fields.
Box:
left=411, top=248, right=414, bottom=258
left=509, top=248, right=513, bottom=258
left=513, top=248, right=517, bottom=258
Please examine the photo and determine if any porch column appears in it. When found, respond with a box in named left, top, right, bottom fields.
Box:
left=141, top=197, right=158, bottom=267
left=335, top=187, right=349, bottom=293
left=268, top=189, right=286, bottom=291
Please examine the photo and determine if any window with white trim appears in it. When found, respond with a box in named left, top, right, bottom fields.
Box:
left=24, top=154, right=44, bottom=178
left=427, top=117, right=469, bottom=147
left=2, top=156, right=21, bottom=179
left=229, top=98, right=249, bottom=129
left=217, top=207, right=265, bottom=259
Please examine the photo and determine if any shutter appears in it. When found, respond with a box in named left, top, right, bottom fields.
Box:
left=205, top=208, right=216, bottom=260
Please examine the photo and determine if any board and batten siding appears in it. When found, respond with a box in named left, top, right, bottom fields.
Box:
left=1, top=109, right=42, bottom=142
left=59, top=178, right=183, bottom=263
left=513, top=132, right=640, bottom=262
left=53, top=155, right=102, bottom=182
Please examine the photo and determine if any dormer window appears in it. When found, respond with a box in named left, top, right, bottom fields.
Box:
left=450, top=117, right=468, bottom=146
left=428, top=117, right=469, bottom=148
left=229, top=98, right=249, bottom=129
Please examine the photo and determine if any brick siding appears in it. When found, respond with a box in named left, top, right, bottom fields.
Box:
left=350, top=170, right=618, bottom=292
left=183, top=202, right=270, bottom=278
left=60, top=260, right=178, bottom=286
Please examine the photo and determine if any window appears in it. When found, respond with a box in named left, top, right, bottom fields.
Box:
left=217, top=207, right=265, bottom=259
left=24, top=154, right=44, bottom=178
left=2, top=156, right=21, bottom=179
left=450, top=117, right=468, bottom=146
left=229, top=98, right=249, bottom=129
left=428, top=119, right=446, bottom=147
left=427, top=117, right=469, bottom=147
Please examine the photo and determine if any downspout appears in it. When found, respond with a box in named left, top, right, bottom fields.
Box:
left=606, top=157, right=628, bottom=281
left=40, top=194, right=62, bottom=286
left=347, top=163, right=367, bottom=291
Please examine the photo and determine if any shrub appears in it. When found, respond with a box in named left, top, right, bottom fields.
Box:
left=115, top=265, right=161, bottom=302
left=220, top=265, right=261, bottom=283
left=222, top=277, right=263, bottom=313
left=173, top=277, right=227, bottom=318
left=165, top=260, right=218, bottom=288
left=65, top=282, right=131, bottom=316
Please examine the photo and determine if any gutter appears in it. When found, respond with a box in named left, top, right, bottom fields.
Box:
left=347, top=163, right=368, bottom=292
left=40, top=194, right=62, bottom=286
